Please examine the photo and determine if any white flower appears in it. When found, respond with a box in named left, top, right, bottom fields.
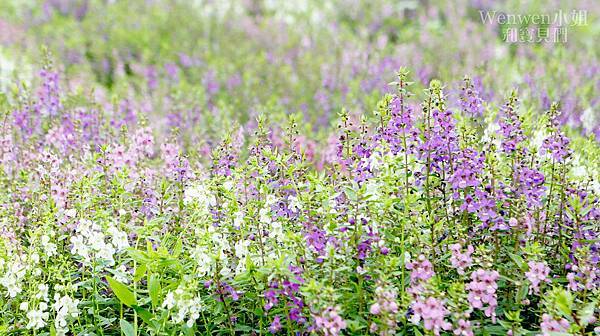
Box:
left=288, top=196, right=302, bottom=212
left=26, top=305, right=49, bottom=330
left=19, top=302, right=28, bottom=311
left=234, top=240, right=250, bottom=259
left=184, top=182, right=216, bottom=211
left=531, top=129, right=547, bottom=151
left=482, top=122, right=501, bottom=148
left=270, top=221, right=283, bottom=240
left=219, top=265, right=232, bottom=277
left=70, top=235, right=89, bottom=260
left=259, top=207, right=272, bottom=223
left=64, top=208, right=77, bottom=218
left=0, top=260, right=26, bottom=298
left=53, top=293, right=80, bottom=335
left=581, top=107, right=597, bottom=134
left=30, top=253, right=40, bottom=264
left=233, top=211, right=244, bottom=229
left=41, top=235, right=57, bottom=257
left=113, top=264, right=130, bottom=284
left=167, top=289, right=203, bottom=327
left=107, top=226, right=130, bottom=251
left=35, top=284, right=49, bottom=302
left=191, top=247, right=212, bottom=276
left=265, top=194, right=278, bottom=206
left=97, top=242, right=116, bottom=265
left=223, top=179, right=234, bottom=191
left=163, top=292, right=176, bottom=309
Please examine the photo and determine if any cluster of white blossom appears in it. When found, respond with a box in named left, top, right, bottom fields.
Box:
left=163, top=285, right=203, bottom=328
left=184, top=181, right=216, bottom=213
left=52, top=294, right=80, bottom=336
left=0, top=256, right=27, bottom=298
left=70, top=219, right=129, bottom=265
left=23, top=301, right=49, bottom=330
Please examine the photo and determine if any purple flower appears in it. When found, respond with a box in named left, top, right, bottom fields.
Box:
left=269, top=315, right=282, bottom=334
left=459, top=77, right=484, bottom=117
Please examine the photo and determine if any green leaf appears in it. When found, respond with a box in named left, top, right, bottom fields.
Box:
left=106, top=276, right=137, bottom=307
left=128, top=249, right=151, bottom=264
left=508, top=253, right=525, bottom=270
left=578, top=300, right=597, bottom=325
left=344, top=186, right=358, bottom=202
left=555, top=289, right=573, bottom=318
left=120, top=319, right=135, bottom=336
left=133, top=264, right=147, bottom=283
left=148, top=274, right=161, bottom=308
left=235, top=325, right=253, bottom=332
left=172, top=239, right=183, bottom=257
left=133, top=306, right=159, bottom=329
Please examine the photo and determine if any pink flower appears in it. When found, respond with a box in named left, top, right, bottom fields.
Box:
left=313, top=306, right=346, bottom=336
left=406, top=255, right=435, bottom=283
left=466, top=269, right=499, bottom=322
left=453, top=319, right=474, bottom=336
left=540, top=313, right=569, bottom=336
left=449, top=244, right=474, bottom=275
left=410, top=297, right=452, bottom=336
left=370, top=285, right=399, bottom=335
left=525, top=261, right=550, bottom=294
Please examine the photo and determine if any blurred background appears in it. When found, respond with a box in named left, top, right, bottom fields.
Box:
left=0, top=0, right=598, bottom=151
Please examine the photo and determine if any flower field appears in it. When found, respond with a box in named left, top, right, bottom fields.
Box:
left=0, top=0, right=599, bottom=335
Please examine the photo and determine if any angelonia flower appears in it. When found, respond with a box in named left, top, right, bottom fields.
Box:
left=540, top=313, right=570, bottom=336
left=162, top=287, right=204, bottom=328
left=498, top=91, right=525, bottom=154
left=264, top=266, right=306, bottom=327
left=161, top=142, right=195, bottom=182
left=369, top=284, right=399, bottom=335
left=453, top=319, right=474, bottom=336
left=0, top=56, right=598, bottom=336
left=466, top=269, right=499, bottom=322
left=540, top=102, right=572, bottom=162
left=37, top=69, right=61, bottom=117
left=26, top=302, right=49, bottom=330
left=376, top=88, right=418, bottom=155
left=410, top=296, right=452, bottom=336
left=52, top=294, right=80, bottom=336
left=406, top=254, right=435, bottom=297
left=449, top=243, right=474, bottom=275
left=203, top=69, right=220, bottom=97
left=269, top=315, right=282, bottom=334
left=515, top=165, right=546, bottom=208
left=525, top=261, right=550, bottom=294
left=406, top=255, right=435, bottom=283
left=565, top=253, right=599, bottom=292
left=133, top=127, right=155, bottom=157
left=459, top=76, right=484, bottom=117
left=313, top=306, right=347, bottom=336
left=0, top=258, right=27, bottom=298
left=0, top=130, right=16, bottom=175
left=541, top=131, right=571, bottom=162
left=450, top=149, right=484, bottom=191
